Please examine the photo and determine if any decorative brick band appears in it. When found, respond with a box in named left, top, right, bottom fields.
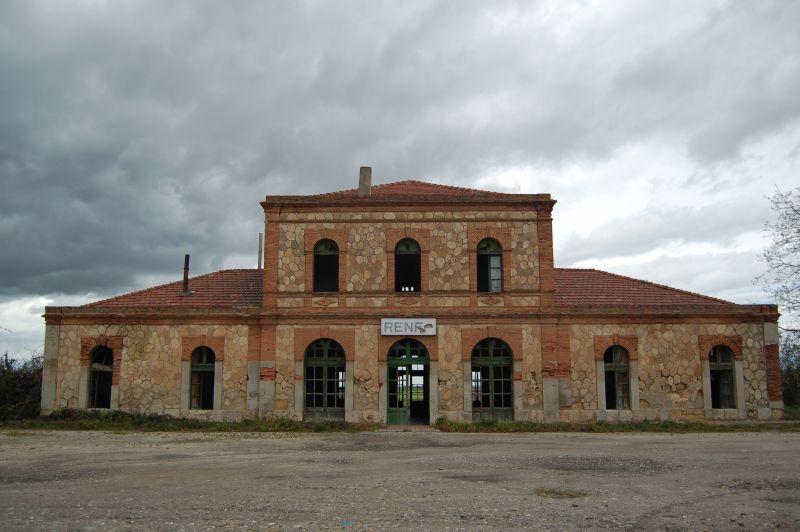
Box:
left=765, top=344, right=782, bottom=402
left=260, top=367, right=276, bottom=381
left=594, top=334, right=638, bottom=361
left=542, top=363, right=571, bottom=378
left=698, top=334, right=742, bottom=361
left=181, top=336, right=225, bottom=361
left=80, top=336, right=123, bottom=385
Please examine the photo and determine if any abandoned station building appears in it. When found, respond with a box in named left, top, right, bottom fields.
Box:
left=41, top=168, right=784, bottom=423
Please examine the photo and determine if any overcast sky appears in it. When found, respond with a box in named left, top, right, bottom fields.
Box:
left=2, top=0, right=799, bottom=357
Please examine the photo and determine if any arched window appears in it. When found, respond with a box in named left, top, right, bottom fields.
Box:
left=190, top=346, right=216, bottom=410
left=477, top=238, right=502, bottom=293
left=709, top=345, right=735, bottom=408
left=89, top=346, right=113, bottom=408
left=603, top=346, right=630, bottom=410
left=304, top=339, right=345, bottom=420
left=395, top=238, right=421, bottom=292
left=471, top=338, right=513, bottom=421
left=313, top=239, right=339, bottom=293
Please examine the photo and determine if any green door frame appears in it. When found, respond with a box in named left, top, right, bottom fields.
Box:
left=387, top=339, right=430, bottom=425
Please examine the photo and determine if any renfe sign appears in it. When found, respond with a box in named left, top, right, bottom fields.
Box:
left=381, top=318, right=437, bottom=336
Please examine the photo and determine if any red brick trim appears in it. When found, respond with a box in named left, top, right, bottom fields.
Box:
left=461, top=326, right=523, bottom=362
left=293, top=327, right=356, bottom=362
left=542, top=363, right=571, bottom=377
left=765, top=344, right=782, bottom=402
left=385, top=228, right=431, bottom=292
left=537, top=214, right=554, bottom=294
left=698, top=335, right=742, bottom=361
left=247, top=325, right=261, bottom=362
left=262, top=210, right=281, bottom=308
left=80, top=336, right=123, bottom=385
left=181, top=336, right=225, bottom=362
left=259, top=367, right=276, bottom=381
left=303, top=228, right=349, bottom=296
left=378, top=335, right=438, bottom=362
left=594, top=334, right=639, bottom=361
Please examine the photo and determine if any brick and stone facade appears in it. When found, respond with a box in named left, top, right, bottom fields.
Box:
left=41, top=173, right=784, bottom=422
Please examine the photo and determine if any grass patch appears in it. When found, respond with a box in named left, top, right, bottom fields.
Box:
left=0, top=409, right=382, bottom=433
left=434, top=417, right=800, bottom=433
left=783, top=405, right=800, bottom=420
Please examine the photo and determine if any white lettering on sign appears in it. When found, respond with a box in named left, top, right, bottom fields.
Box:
left=380, top=318, right=437, bottom=336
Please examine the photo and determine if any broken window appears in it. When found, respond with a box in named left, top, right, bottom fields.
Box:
left=89, top=346, right=113, bottom=408
left=395, top=238, right=421, bottom=292
left=190, top=346, right=215, bottom=410
left=603, top=346, right=630, bottom=410
left=471, top=338, right=513, bottom=421
left=304, top=339, right=345, bottom=421
left=477, top=238, right=503, bottom=292
left=709, top=345, right=735, bottom=408
left=313, top=239, right=339, bottom=293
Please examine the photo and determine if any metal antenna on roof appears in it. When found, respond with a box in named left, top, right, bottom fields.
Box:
left=182, top=254, right=190, bottom=294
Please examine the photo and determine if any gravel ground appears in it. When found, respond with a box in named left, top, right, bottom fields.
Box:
left=0, top=429, right=798, bottom=530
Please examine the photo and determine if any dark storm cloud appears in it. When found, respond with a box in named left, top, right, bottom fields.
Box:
left=1, top=0, right=799, bottom=297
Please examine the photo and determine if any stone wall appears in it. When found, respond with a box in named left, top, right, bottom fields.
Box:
left=53, top=324, right=249, bottom=418
left=276, top=210, right=541, bottom=297
left=436, top=325, right=464, bottom=418
left=49, top=319, right=773, bottom=423
left=568, top=322, right=768, bottom=420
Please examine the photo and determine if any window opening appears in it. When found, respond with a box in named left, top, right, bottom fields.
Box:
left=395, top=238, right=421, bottom=292
left=603, top=346, right=630, bottom=410
left=477, top=238, right=503, bottom=293
left=304, top=339, right=346, bottom=421
left=190, top=346, right=215, bottom=410
left=471, top=338, right=513, bottom=421
left=313, top=239, right=339, bottom=293
left=387, top=339, right=429, bottom=424
left=709, top=345, right=735, bottom=409
left=89, top=346, right=113, bottom=408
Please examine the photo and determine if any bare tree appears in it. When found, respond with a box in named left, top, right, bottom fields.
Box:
left=761, top=187, right=800, bottom=329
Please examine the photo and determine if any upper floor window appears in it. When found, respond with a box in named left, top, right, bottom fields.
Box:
left=395, top=238, right=421, bottom=292
left=313, top=239, right=339, bottom=293
left=477, top=238, right=503, bottom=293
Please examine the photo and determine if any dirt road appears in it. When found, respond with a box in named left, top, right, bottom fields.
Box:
left=1, top=429, right=798, bottom=530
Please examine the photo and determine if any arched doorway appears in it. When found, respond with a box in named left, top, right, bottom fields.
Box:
left=304, top=338, right=346, bottom=421
left=387, top=339, right=429, bottom=425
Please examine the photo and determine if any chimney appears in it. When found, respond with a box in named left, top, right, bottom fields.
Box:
left=182, top=254, right=190, bottom=294
left=358, top=166, right=372, bottom=196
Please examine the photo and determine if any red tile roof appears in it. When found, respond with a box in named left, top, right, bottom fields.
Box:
left=313, top=180, right=514, bottom=198
left=83, top=267, right=736, bottom=309
left=84, top=269, right=263, bottom=308
left=554, top=268, right=734, bottom=307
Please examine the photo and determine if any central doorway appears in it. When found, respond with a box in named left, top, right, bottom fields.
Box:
left=387, top=339, right=430, bottom=425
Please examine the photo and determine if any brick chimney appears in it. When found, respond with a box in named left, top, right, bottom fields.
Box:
left=358, top=166, right=372, bottom=196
